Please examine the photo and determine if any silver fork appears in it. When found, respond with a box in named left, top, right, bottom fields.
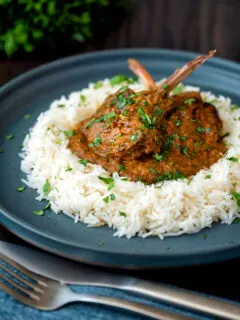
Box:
left=0, top=254, right=191, bottom=320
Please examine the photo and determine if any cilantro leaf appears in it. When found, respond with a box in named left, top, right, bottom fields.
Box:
left=231, top=190, right=240, bottom=208
left=43, top=179, right=51, bottom=194
left=33, top=210, right=44, bottom=216
left=17, top=186, right=25, bottom=192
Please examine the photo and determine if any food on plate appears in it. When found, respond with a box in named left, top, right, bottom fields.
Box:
left=69, top=51, right=226, bottom=184
left=20, top=51, right=240, bottom=238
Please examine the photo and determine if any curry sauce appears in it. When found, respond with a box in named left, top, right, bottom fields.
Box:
left=68, top=52, right=226, bottom=184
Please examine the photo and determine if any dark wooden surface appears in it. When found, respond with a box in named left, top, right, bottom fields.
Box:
left=1, top=0, right=240, bottom=304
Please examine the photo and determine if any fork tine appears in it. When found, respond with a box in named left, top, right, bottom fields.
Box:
left=0, top=261, right=44, bottom=293
left=0, top=280, right=36, bottom=307
left=0, top=254, right=47, bottom=287
left=0, top=273, right=40, bottom=300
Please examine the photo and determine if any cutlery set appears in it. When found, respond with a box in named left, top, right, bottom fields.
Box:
left=0, top=241, right=239, bottom=319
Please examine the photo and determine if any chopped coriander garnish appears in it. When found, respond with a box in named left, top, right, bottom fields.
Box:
left=175, top=119, right=182, bottom=127
left=6, top=134, right=14, bottom=140
left=230, top=104, right=239, bottom=111
left=0, top=148, right=3, bottom=153
left=127, top=76, right=138, bottom=84
left=233, top=218, right=240, bottom=224
left=116, top=133, right=122, bottom=139
left=155, top=153, right=165, bottom=161
left=33, top=210, right=44, bottom=216
left=107, top=182, right=115, bottom=191
left=180, top=136, right=186, bottom=141
left=103, top=196, right=109, bottom=203
left=88, top=143, right=94, bottom=147
left=98, top=241, right=105, bottom=245
left=114, top=95, right=124, bottom=108
left=104, top=112, right=116, bottom=120
left=164, top=135, right=175, bottom=150
left=227, top=157, right=238, bottom=162
left=121, top=177, right=128, bottom=181
left=119, top=211, right=127, bottom=217
left=205, top=127, right=212, bottom=133
left=84, top=119, right=95, bottom=129
left=93, top=81, right=103, bottom=89
left=196, top=126, right=205, bottom=134
left=221, top=132, right=230, bottom=138
left=174, top=171, right=185, bottom=180
left=180, top=146, right=191, bottom=158
left=145, top=114, right=151, bottom=125
left=131, top=134, right=138, bottom=142
left=202, top=233, right=207, bottom=240
left=17, top=186, right=25, bottom=192
left=154, top=108, right=163, bottom=116
left=98, top=176, right=114, bottom=185
left=230, top=190, right=240, bottom=208
left=79, top=159, right=87, bottom=167
left=172, top=84, right=184, bottom=95
left=205, top=175, right=211, bottom=179
left=103, top=194, right=116, bottom=203
left=110, top=193, right=116, bottom=201
left=93, top=137, right=102, bottom=147
left=137, top=107, right=154, bottom=129
left=24, top=114, right=31, bottom=119
left=110, top=75, right=128, bottom=86
left=119, top=164, right=126, bottom=171
left=162, top=83, right=168, bottom=90
left=64, top=130, right=75, bottom=138
left=19, top=144, right=24, bottom=149
left=65, top=167, right=72, bottom=172
left=43, top=179, right=51, bottom=194
left=184, top=98, right=196, bottom=105
left=44, top=201, right=51, bottom=211
left=154, top=170, right=174, bottom=182
left=118, top=93, right=134, bottom=109
left=80, top=94, right=86, bottom=103
left=57, top=104, right=65, bottom=108
left=149, top=167, right=158, bottom=174
left=95, top=113, right=116, bottom=124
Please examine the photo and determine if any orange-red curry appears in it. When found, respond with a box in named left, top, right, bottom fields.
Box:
left=68, top=88, right=226, bottom=184
left=68, top=52, right=226, bottom=184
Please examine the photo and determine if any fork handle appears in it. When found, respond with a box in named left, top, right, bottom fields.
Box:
left=70, top=293, right=191, bottom=320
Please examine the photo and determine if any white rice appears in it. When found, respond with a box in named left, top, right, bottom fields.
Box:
left=20, top=79, right=240, bottom=239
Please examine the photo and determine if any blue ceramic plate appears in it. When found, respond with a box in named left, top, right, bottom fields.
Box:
left=0, top=49, right=240, bottom=268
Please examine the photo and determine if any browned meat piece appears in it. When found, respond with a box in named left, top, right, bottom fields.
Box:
left=68, top=50, right=227, bottom=184
left=78, top=88, right=161, bottom=159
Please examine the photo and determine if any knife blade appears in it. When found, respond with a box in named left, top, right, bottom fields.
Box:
left=1, top=241, right=240, bottom=320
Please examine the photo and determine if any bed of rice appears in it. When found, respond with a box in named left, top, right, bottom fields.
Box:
left=20, top=79, right=240, bottom=239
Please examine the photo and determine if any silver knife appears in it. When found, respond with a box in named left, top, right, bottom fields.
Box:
left=0, top=241, right=240, bottom=320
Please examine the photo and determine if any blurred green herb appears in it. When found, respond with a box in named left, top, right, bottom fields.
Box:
left=0, top=0, right=130, bottom=57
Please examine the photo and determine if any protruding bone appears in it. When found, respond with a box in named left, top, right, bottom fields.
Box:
left=128, top=51, right=216, bottom=95
left=158, top=50, right=216, bottom=95
left=128, top=58, right=156, bottom=90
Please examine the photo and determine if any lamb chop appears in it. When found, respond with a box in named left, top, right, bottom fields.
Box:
left=69, top=50, right=226, bottom=184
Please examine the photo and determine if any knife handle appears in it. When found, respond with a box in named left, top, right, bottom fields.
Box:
left=121, top=278, right=240, bottom=320
left=72, top=293, right=190, bottom=320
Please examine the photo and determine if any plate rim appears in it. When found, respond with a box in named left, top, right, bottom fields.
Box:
left=1, top=48, right=240, bottom=261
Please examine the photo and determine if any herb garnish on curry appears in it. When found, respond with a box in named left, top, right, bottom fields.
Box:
left=68, top=50, right=226, bottom=184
